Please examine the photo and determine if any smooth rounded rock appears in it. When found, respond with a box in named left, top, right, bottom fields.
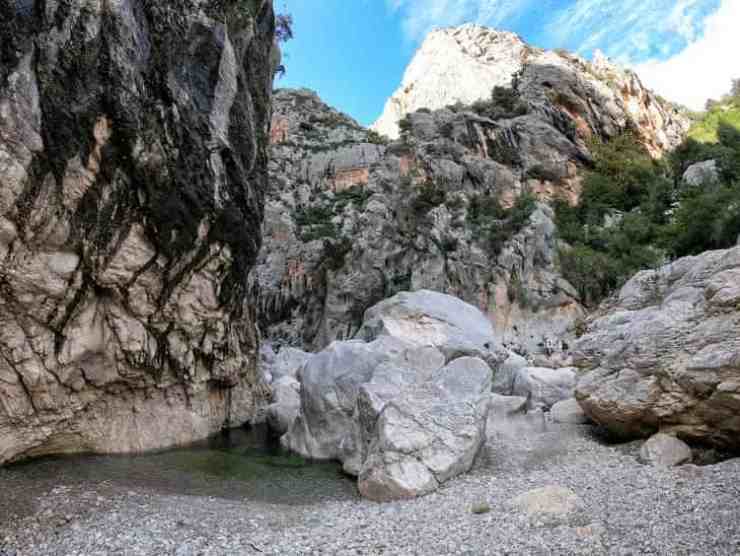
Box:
left=513, top=367, right=577, bottom=410
left=549, top=398, right=589, bottom=424
left=639, top=433, right=692, bottom=467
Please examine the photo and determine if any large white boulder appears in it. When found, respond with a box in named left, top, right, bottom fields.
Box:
left=282, top=336, right=445, bottom=473
left=357, top=289, right=506, bottom=365
left=283, top=291, right=502, bottom=500
left=358, top=357, right=492, bottom=501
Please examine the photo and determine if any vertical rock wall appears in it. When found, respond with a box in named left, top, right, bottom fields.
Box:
left=0, top=0, right=277, bottom=464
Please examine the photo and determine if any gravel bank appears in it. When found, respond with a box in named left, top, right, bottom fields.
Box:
left=2, top=415, right=739, bottom=555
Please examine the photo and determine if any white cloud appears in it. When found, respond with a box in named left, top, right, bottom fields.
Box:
left=388, top=0, right=530, bottom=42
left=546, top=0, right=714, bottom=62
left=634, top=0, right=740, bottom=110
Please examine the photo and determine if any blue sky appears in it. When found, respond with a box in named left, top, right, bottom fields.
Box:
left=278, top=0, right=739, bottom=125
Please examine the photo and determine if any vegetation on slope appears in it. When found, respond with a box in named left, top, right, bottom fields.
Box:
left=556, top=82, right=740, bottom=307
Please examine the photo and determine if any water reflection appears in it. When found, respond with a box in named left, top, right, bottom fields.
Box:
left=0, top=425, right=358, bottom=520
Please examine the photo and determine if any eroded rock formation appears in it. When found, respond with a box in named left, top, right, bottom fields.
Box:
left=0, top=0, right=277, bottom=463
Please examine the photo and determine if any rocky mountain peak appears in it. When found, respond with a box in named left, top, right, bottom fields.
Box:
left=372, top=25, right=530, bottom=139
left=373, top=25, right=689, bottom=156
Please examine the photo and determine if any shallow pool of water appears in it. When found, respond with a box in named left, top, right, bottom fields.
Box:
left=0, top=425, right=358, bottom=522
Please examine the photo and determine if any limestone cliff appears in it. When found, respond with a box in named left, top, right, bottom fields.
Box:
left=258, top=28, right=690, bottom=361
left=372, top=24, right=688, bottom=157
left=0, top=0, right=277, bottom=464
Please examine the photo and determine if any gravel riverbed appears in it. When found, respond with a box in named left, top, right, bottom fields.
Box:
left=1, top=415, right=738, bottom=556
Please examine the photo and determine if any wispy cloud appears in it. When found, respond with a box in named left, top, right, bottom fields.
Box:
left=634, top=0, right=740, bottom=110
left=545, top=0, right=719, bottom=63
left=387, top=0, right=533, bottom=42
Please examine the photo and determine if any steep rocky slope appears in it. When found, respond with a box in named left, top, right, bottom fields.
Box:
left=0, top=0, right=277, bottom=463
left=373, top=24, right=688, bottom=155
left=258, top=35, right=690, bottom=358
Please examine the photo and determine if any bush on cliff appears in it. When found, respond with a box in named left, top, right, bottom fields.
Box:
left=556, top=89, right=740, bottom=307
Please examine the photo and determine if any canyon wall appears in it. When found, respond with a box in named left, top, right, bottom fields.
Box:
left=0, top=0, right=277, bottom=463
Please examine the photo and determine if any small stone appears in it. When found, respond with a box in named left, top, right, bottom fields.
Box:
left=471, top=503, right=491, bottom=515
left=639, top=433, right=692, bottom=467
left=511, top=486, right=581, bottom=519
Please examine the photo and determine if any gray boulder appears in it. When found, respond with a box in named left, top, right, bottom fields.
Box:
left=283, top=291, right=500, bottom=500
left=492, top=352, right=527, bottom=395
left=549, top=398, right=589, bottom=424
left=358, top=357, right=492, bottom=501
left=357, top=290, right=507, bottom=365
left=272, top=347, right=313, bottom=381
left=683, top=160, right=719, bottom=187
left=639, top=433, right=692, bottom=467
left=574, top=246, right=740, bottom=449
left=266, top=377, right=302, bottom=435
left=281, top=337, right=446, bottom=474
left=513, top=367, right=577, bottom=410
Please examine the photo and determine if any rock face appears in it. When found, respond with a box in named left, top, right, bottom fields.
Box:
left=282, top=290, right=500, bottom=500
left=259, top=88, right=582, bottom=357
left=372, top=25, right=689, bottom=155
left=259, top=31, right=690, bottom=361
left=574, top=246, right=740, bottom=449
left=0, top=0, right=277, bottom=464
left=372, top=26, right=527, bottom=139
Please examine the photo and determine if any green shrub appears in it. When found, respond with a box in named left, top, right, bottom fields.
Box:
left=663, top=184, right=740, bottom=257
left=559, top=245, right=621, bottom=307
left=366, top=130, right=389, bottom=145
left=468, top=193, right=537, bottom=256
left=398, top=115, right=413, bottom=136
left=554, top=134, right=670, bottom=306
left=411, top=181, right=447, bottom=215
left=471, top=86, right=529, bottom=120
left=334, top=185, right=371, bottom=210
left=322, top=237, right=352, bottom=271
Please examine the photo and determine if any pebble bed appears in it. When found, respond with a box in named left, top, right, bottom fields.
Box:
left=1, top=416, right=739, bottom=555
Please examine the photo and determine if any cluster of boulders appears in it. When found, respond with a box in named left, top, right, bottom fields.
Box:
left=261, top=290, right=593, bottom=501
left=265, top=240, right=740, bottom=499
